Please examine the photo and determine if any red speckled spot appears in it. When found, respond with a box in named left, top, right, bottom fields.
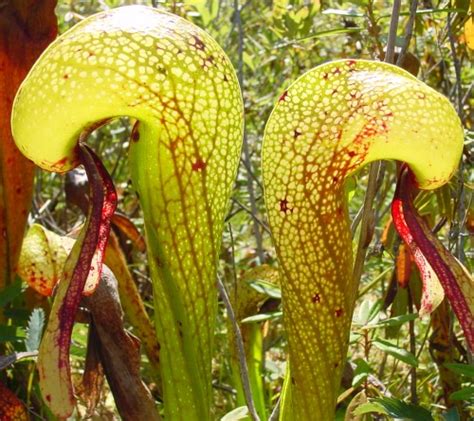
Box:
left=279, top=91, right=288, bottom=102
left=192, top=158, right=206, bottom=171
left=279, top=198, right=292, bottom=214
left=311, top=293, right=321, bottom=303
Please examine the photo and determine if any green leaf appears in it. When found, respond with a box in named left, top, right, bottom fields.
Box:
left=444, top=363, right=474, bottom=378
left=352, top=358, right=372, bottom=388
left=0, top=277, right=23, bottom=307
left=0, top=325, right=26, bottom=342
left=344, top=390, right=369, bottom=420
left=449, top=386, right=474, bottom=401
left=248, top=280, right=281, bottom=299
left=322, top=8, right=364, bottom=17
left=355, top=299, right=372, bottom=326
left=372, top=338, right=418, bottom=367
left=355, top=398, right=433, bottom=420
left=3, top=308, right=30, bottom=322
left=25, top=308, right=45, bottom=352
left=385, top=284, right=409, bottom=339
left=186, top=0, right=219, bottom=27
left=353, top=402, right=387, bottom=416
left=241, top=311, right=283, bottom=324
left=365, top=313, right=418, bottom=329
left=344, top=176, right=357, bottom=202
left=354, top=299, right=382, bottom=326
left=409, top=7, right=466, bottom=16
left=297, top=27, right=362, bottom=42
left=221, top=406, right=249, bottom=421
left=69, top=323, right=89, bottom=359
left=70, top=344, right=87, bottom=359
left=442, top=407, right=461, bottom=421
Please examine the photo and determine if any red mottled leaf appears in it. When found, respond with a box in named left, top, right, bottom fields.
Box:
left=17, top=224, right=69, bottom=296
left=18, top=213, right=160, bottom=384
left=17, top=223, right=107, bottom=297
left=37, top=144, right=116, bottom=418
left=392, top=166, right=474, bottom=349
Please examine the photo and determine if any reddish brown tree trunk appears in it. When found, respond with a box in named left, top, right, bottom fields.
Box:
left=0, top=0, right=57, bottom=290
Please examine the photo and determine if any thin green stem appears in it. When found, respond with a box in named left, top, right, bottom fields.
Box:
left=233, top=0, right=265, bottom=263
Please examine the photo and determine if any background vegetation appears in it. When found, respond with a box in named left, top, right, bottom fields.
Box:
left=1, top=0, right=473, bottom=419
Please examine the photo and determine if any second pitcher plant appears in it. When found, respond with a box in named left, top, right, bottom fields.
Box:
left=262, top=59, right=466, bottom=419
